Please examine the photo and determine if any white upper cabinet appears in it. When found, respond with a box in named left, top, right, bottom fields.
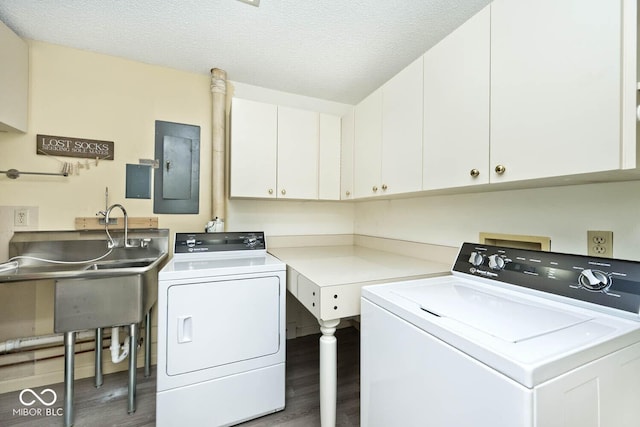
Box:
left=230, top=98, right=339, bottom=201
left=230, top=98, right=278, bottom=198
left=0, top=20, right=28, bottom=133
left=233, top=0, right=635, bottom=201
left=318, top=113, right=342, bottom=200
left=490, top=0, right=624, bottom=182
left=381, top=56, right=424, bottom=195
left=353, top=57, right=423, bottom=199
left=354, top=88, right=383, bottom=198
left=340, top=109, right=355, bottom=200
left=423, top=6, right=490, bottom=190
left=277, top=106, right=319, bottom=199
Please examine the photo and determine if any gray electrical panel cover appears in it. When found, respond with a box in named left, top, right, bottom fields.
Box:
left=153, top=120, right=200, bottom=214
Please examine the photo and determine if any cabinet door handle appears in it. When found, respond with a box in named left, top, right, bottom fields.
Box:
left=268, top=188, right=274, bottom=195
left=281, top=189, right=286, bottom=195
left=495, top=165, right=506, bottom=175
left=470, top=169, right=480, bottom=178
left=372, top=186, right=378, bottom=192
left=345, top=190, right=351, bottom=196
left=381, top=184, right=388, bottom=191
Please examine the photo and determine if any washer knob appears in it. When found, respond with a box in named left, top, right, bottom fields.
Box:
left=468, top=251, right=484, bottom=267
left=488, top=254, right=506, bottom=271
left=245, top=236, right=258, bottom=248
left=578, top=269, right=611, bottom=291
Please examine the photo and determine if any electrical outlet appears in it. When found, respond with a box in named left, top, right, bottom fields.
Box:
left=587, top=230, right=613, bottom=258
left=14, top=208, right=30, bottom=226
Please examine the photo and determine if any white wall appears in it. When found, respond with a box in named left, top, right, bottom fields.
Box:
left=230, top=81, right=353, bottom=116
left=354, top=180, right=640, bottom=260
left=227, top=199, right=354, bottom=235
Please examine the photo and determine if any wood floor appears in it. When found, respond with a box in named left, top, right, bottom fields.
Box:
left=0, top=327, right=360, bottom=427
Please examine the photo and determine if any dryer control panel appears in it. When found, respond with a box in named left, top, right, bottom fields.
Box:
left=453, top=242, right=640, bottom=315
left=174, top=231, right=266, bottom=253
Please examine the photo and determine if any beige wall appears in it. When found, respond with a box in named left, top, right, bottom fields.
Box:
left=0, top=41, right=213, bottom=231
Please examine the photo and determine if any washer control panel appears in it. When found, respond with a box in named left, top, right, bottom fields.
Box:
left=454, top=242, right=640, bottom=315
left=174, top=231, right=266, bottom=253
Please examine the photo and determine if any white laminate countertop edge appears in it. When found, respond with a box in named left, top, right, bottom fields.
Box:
left=269, top=245, right=451, bottom=288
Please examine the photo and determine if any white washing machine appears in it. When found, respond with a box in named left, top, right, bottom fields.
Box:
left=156, top=232, right=286, bottom=427
left=361, top=242, right=640, bottom=427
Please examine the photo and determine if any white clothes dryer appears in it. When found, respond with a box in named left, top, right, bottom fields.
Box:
left=362, top=242, right=640, bottom=427
left=156, top=232, right=286, bottom=427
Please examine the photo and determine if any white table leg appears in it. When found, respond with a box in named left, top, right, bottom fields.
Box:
left=319, top=318, right=340, bottom=427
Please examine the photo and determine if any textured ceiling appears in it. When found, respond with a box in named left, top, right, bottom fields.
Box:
left=0, top=0, right=491, bottom=104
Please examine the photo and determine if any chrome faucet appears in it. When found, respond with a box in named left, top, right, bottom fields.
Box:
left=99, top=203, right=134, bottom=249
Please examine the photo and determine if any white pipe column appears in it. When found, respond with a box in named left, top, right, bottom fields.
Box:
left=210, top=68, right=227, bottom=231
left=319, top=319, right=340, bottom=427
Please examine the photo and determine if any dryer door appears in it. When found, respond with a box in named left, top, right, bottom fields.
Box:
left=166, top=275, right=281, bottom=375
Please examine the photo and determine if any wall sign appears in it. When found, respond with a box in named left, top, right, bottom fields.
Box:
left=36, top=134, right=114, bottom=160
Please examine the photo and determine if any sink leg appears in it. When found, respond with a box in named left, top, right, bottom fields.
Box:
left=144, top=309, right=151, bottom=377
left=127, top=323, right=137, bottom=414
left=64, top=332, right=75, bottom=427
left=95, top=328, right=103, bottom=388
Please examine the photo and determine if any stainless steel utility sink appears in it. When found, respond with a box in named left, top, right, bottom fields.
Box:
left=3, top=228, right=170, bottom=427
left=3, top=229, right=169, bottom=333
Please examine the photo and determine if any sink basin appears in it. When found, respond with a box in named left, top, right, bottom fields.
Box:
left=83, top=259, right=155, bottom=270
left=54, top=261, right=162, bottom=332
left=4, top=229, right=169, bottom=332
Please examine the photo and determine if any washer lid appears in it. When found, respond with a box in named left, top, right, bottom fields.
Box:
left=367, top=275, right=640, bottom=388
left=397, top=282, right=592, bottom=343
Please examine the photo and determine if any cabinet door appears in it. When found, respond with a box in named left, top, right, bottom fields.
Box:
left=277, top=106, right=319, bottom=199
left=354, top=88, right=383, bottom=198
left=423, top=6, right=490, bottom=190
left=340, top=109, right=355, bottom=200
left=490, top=0, right=622, bottom=182
left=230, top=98, right=277, bottom=198
left=318, top=113, right=341, bottom=200
left=0, top=20, right=28, bottom=133
left=381, top=56, right=424, bottom=195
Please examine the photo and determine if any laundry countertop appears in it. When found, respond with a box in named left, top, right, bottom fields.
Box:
left=269, top=245, right=450, bottom=321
